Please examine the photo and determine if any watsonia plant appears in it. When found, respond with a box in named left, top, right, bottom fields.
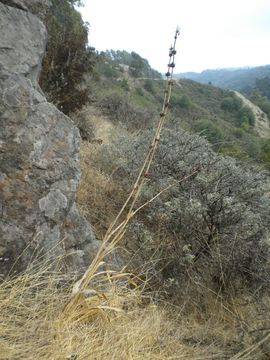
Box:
left=64, top=27, right=181, bottom=315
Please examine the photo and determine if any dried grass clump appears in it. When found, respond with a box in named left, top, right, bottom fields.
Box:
left=0, top=266, right=269, bottom=360
left=2, top=258, right=269, bottom=360
left=0, top=260, right=228, bottom=360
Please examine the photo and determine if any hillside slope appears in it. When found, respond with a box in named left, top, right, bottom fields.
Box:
left=82, top=60, right=270, bottom=168
left=234, top=91, right=270, bottom=138
left=177, top=65, right=270, bottom=91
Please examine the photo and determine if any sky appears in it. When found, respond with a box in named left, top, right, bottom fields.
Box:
left=79, top=0, right=270, bottom=74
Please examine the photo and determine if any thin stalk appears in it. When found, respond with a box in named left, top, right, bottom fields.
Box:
left=64, top=28, right=181, bottom=311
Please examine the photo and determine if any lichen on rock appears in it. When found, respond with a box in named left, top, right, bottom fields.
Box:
left=0, top=1, right=99, bottom=276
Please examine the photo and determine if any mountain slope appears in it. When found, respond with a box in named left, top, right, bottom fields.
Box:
left=234, top=91, right=270, bottom=138
left=177, top=65, right=270, bottom=91
left=82, top=61, right=270, bottom=168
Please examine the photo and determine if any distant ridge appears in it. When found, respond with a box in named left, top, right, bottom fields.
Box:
left=176, top=65, right=270, bottom=91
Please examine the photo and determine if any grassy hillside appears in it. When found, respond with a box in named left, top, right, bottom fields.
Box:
left=176, top=66, right=270, bottom=126
left=81, top=57, right=270, bottom=169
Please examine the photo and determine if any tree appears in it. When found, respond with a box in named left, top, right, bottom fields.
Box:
left=129, top=52, right=145, bottom=77
left=39, top=0, right=96, bottom=114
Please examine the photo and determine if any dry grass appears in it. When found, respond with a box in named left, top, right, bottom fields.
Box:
left=1, top=258, right=269, bottom=360
left=78, top=141, right=126, bottom=238
left=0, top=261, right=223, bottom=360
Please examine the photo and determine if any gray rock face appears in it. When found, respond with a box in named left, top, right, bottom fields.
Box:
left=0, top=0, right=50, bottom=18
left=0, top=2, right=99, bottom=276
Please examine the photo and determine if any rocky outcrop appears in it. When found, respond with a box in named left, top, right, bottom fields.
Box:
left=0, top=0, right=50, bottom=19
left=0, top=1, right=99, bottom=276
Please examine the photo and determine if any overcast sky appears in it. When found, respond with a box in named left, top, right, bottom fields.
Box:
left=79, top=0, right=270, bottom=74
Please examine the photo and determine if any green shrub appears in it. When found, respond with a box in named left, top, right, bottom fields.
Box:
left=169, top=94, right=192, bottom=114
left=233, top=128, right=245, bottom=138
left=220, top=144, right=249, bottom=159
left=120, top=79, right=130, bottom=91
left=99, top=63, right=119, bottom=79
left=221, top=96, right=242, bottom=112
left=194, top=119, right=224, bottom=146
left=179, top=94, right=192, bottom=109
left=260, top=100, right=270, bottom=117
left=143, top=79, right=155, bottom=94
left=135, top=87, right=144, bottom=97
left=237, top=106, right=255, bottom=127
left=260, top=139, right=270, bottom=167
